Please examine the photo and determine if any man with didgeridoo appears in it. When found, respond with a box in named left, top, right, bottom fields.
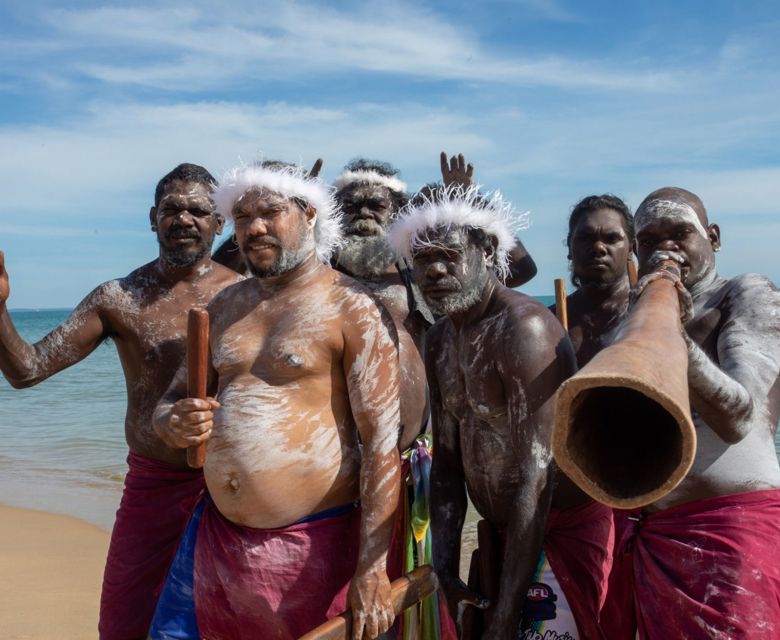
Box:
left=388, top=184, right=576, bottom=639
left=600, top=187, right=780, bottom=639
left=0, top=163, right=241, bottom=639
left=149, top=161, right=401, bottom=640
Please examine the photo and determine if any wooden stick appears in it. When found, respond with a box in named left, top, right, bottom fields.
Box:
left=554, top=278, right=568, bottom=332
left=298, top=565, right=439, bottom=640
left=186, top=308, right=209, bottom=469
left=627, top=258, right=638, bottom=288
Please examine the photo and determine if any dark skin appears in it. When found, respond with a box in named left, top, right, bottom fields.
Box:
left=334, top=176, right=429, bottom=451
left=0, top=180, right=242, bottom=467
left=212, top=159, right=323, bottom=276
left=154, top=189, right=400, bottom=639
left=634, top=187, right=780, bottom=511
left=549, top=207, right=634, bottom=509
left=416, top=228, right=575, bottom=638
left=440, top=151, right=538, bottom=288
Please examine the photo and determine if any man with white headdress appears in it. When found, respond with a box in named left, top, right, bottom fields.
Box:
left=388, top=185, right=576, bottom=639
left=149, top=161, right=401, bottom=640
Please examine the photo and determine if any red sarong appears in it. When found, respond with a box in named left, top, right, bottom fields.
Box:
left=544, top=499, right=614, bottom=639
left=601, top=489, right=780, bottom=640
left=193, top=497, right=361, bottom=639
left=99, top=451, right=205, bottom=640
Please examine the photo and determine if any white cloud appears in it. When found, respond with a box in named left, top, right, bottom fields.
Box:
left=7, top=1, right=675, bottom=92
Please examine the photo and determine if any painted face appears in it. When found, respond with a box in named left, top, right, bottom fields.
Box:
left=337, top=183, right=395, bottom=237
left=232, top=188, right=314, bottom=277
left=152, top=180, right=224, bottom=267
left=635, top=199, right=719, bottom=288
left=569, top=208, right=631, bottom=289
left=411, top=227, right=488, bottom=315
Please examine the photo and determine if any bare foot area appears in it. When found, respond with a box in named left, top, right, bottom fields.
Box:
left=0, top=504, right=109, bottom=639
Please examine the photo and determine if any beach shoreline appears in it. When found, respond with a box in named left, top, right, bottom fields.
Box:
left=0, top=503, right=109, bottom=639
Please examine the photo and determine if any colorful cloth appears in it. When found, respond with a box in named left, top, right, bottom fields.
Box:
left=99, top=451, right=205, bottom=640
left=151, top=496, right=362, bottom=639
left=600, top=489, right=780, bottom=640
left=388, top=436, right=457, bottom=639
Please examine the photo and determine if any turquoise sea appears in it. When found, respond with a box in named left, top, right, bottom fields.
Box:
left=2, top=301, right=779, bottom=531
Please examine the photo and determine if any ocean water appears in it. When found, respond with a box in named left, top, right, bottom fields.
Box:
left=2, top=301, right=779, bottom=531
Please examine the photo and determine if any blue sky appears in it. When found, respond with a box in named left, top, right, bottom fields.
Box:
left=1, top=0, right=779, bottom=308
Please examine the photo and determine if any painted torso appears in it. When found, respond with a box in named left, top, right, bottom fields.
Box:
left=652, top=273, right=780, bottom=510
left=205, top=266, right=398, bottom=528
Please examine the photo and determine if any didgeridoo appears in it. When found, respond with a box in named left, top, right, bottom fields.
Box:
left=297, top=565, right=439, bottom=640
left=186, top=308, right=209, bottom=469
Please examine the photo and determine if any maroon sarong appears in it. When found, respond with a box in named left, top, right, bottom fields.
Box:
left=193, top=497, right=361, bottom=639
left=99, top=451, right=205, bottom=640
left=544, top=499, right=614, bottom=639
left=601, top=489, right=780, bottom=640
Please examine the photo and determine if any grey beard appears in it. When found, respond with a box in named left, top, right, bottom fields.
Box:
left=424, top=268, right=488, bottom=316
left=335, top=234, right=398, bottom=280
left=247, top=236, right=315, bottom=278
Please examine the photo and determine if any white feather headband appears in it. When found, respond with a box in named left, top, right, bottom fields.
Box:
left=333, top=170, right=408, bottom=195
left=213, top=165, right=343, bottom=263
left=388, top=184, right=529, bottom=282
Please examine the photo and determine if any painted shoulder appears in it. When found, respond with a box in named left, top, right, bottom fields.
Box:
left=204, top=260, right=247, bottom=287
left=80, top=260, right=159, bottom=311
left=497, top=286, right=564, bottom=342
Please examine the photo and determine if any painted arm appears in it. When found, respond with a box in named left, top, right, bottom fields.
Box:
left=685, top=275, right=780, bottom=443
left=426, top=326, right=489, bottom=622
left=342, top=298, right=402, bottom=640
left=0, top=251, right=108, bottom=388
left=484, top=310, right=574, bottom=639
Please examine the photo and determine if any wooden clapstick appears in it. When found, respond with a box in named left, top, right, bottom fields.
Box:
left=627, top=257, right=638, bottom=288
left=186, top=308, right=209, bottom=469
left=298, top=565, right=439, bottom=640
left=554, top=278, right=568, bottom=332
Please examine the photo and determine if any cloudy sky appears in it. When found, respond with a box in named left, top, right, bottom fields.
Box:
left=2, top=0, right=779, bottom=307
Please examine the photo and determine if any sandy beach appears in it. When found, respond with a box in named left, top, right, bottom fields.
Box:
left=0, top=504, right=109, bottom=639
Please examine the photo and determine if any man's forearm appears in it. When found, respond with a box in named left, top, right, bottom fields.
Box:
left=0, top=303, right=41, bottom=387
left=685, top=335, right=753, bottom=442
left=430, top=469, right=467, bottom=583
left=356, top=450, right=400, bottom=574
left=489, top=473, right=551, bottom=638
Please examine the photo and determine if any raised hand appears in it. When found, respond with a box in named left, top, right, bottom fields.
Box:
left=440, top=152, right=474, bottom=188
left=0, top=251, right=10, bottom=305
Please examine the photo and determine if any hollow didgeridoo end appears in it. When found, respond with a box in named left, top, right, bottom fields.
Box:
left=553, top=261, right=696, bottom=509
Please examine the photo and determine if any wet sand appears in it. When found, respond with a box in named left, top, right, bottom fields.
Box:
left=0, top=504, right=109, bottom=639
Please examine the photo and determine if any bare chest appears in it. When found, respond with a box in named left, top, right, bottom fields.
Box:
left=212, top=307, right=339, bottom=382
left=436, top=332, right=506, bottom=422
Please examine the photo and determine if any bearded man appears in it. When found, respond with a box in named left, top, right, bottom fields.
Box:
left=150, top=162, right=401, bottom=640
left=602, top=187, right=780, bottom=639
left=388, top=184, right=575, bottom=639
left=332, top=158, right=431, bottom=450
left=0, top=163, right=241, bottom=639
